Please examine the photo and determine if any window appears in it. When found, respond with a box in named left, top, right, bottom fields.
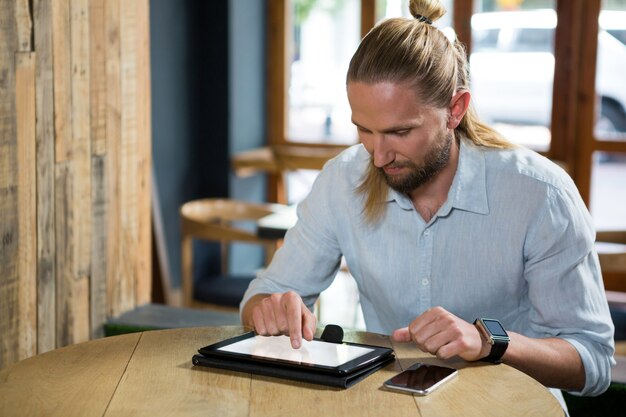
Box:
left=266, top=0, right=626, bottom=230
left=287, top=0, right=361, bottom=144
left=588, top=2, right=626, bottom=231
left=469, top=3, right=556, bottom=152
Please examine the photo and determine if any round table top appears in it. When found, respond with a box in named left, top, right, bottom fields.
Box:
left=0, top=326, right=563, bottom=417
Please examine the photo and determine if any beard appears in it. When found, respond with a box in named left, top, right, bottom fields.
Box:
left=380, top=130, right=453, bottom=194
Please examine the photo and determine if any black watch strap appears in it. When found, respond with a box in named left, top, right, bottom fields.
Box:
left=474, top=318, right=510, bottom=364
left=482, top=340, right=508, bottom=364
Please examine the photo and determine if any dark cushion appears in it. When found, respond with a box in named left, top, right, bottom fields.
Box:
left=612, top=306, right=626, bottom=341
left=104, top=303, right=241, bottom=336
left=194, top=275, right=255, bottom=307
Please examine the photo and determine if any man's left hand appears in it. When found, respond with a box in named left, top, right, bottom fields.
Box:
left=391, top=306, right=489, bottom=361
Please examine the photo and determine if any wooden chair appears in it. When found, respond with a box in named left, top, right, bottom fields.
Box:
left=597, top=231, right=626, bottom=289
left=596, top=231, right=626, bottom=309
left=180, top=199, right=286, bottom=311
left=231, top=144, right=347, bottom=176
left=231, top=144, right=347, bottom=203
left=596, top=230, right=626, bottom=326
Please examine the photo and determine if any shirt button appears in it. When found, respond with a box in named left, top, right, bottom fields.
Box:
left=424, top=229, right=430, bottom=236
left=421, top=279, right=429, bottom=286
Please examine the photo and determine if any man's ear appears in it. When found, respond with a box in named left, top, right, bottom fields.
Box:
left=447, top=90, right=471, bottom=129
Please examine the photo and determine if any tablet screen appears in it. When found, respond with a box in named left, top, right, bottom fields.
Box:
left=217, top=334, right=374, bottom=367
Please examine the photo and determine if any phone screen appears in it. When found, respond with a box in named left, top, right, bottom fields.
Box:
left=384, top=363, right=458, bottom=395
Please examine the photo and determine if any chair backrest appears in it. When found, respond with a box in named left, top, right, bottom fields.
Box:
left=271, top=144, right=345, bottom=171
left=231, top=144, right=347, bottom=203
left=596, top=231, right=626, bottom=339
left=596, top=231, right=626, bottom=292
left=180, top=199, right=286, bottom=307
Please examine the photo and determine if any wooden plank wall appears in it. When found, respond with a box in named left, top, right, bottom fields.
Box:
left=0, top=0, right=152, bottom=369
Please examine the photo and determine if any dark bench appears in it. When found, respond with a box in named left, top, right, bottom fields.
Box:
left=104, top=303, right=241, bottom=336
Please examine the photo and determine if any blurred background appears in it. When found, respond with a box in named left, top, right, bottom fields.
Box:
left=150, top=0, right=626, bottom=329
left=1, top=0, right=625, bottom=382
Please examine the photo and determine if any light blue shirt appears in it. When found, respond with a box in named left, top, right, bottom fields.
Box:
left=242, top=138, right=615, bottom=396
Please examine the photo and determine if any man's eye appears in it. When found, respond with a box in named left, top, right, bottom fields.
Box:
left=394, top=130, right=410, bottom=137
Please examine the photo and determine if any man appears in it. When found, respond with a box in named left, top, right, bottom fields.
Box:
left=240, top=0, right=615, bottom=402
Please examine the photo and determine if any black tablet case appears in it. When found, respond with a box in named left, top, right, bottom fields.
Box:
left=192, top=326, right=395, bottom=389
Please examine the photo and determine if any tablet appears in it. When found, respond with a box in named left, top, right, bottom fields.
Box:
left=197, top=331, right=394, bottom=375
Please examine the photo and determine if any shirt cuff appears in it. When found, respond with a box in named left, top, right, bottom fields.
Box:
left=563, top=337, right=614, bottom=396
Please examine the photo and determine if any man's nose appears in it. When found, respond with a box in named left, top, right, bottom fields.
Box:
left=372, top=135, right=393, bottom=168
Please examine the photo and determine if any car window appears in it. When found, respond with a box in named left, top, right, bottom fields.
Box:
left=468, top=10, right=557, bottom=152
left=472, top=28, right=555, bottom=53
left=606, top=29, right=626, bottom=46
left=515, top=28, right=554, bottom=52
left=473, top=28, right=501, bottom=52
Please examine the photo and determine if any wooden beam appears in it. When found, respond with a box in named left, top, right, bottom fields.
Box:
left=0, top=0, right=20, bottom=368
left=593, top=138, right=626, bottom=154
left=15, top=51, right=37, bottom=360
left=119, top=0, right=139, bottom=312
left=135, top=0, right=152, bottom=306
left=453, top=0, right=473, bottom=54
left=91, top=154, right=107, bottom=339
left=70, top=0, right=92, bottom=284
left=89, top=0, right=107, bottom=339
left=15, top=0, right=33, bottom=52
left=267, top=0, right=287, bottom=146
left=550, top=0, right=583, bottom=171
left=106, top=0, right=122, bottom=316
left=52, top=0, right=71, bottom=163
left=361, top=0, right=376, bottom=38
left=33, top=0, right=57, bottom=355
left=573, top=0, right=601, bottom=205
left=90, top=0, right=107, bottom=156
left=266, top=0, right=289, bottom=203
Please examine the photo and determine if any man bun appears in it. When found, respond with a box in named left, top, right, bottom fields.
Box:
left=409, top=0, right=446, bottom=24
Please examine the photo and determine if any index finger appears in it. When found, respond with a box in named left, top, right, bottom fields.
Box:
left=283, top=292, right=304, bottom=349
left=301, top=304, right=316, bottom=342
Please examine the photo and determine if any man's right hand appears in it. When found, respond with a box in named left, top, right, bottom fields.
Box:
left=244, top=292, right=317, bottom=349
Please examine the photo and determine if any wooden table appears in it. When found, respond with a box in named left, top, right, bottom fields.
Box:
left=0, top=326, right=563, bottom=417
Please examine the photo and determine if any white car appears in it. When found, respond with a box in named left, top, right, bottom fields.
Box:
left=469, top=9, right=626, bottom=134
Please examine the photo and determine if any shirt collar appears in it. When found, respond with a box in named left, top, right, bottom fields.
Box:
left=447, top=137, right=489, bottom=215
left=384, top=136, right=489, bottom=215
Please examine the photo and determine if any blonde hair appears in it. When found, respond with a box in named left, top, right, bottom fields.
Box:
left=349, top=0, right=513, bottom=223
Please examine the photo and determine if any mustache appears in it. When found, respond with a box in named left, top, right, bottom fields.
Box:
left=381, top=161, right=416, bottom=170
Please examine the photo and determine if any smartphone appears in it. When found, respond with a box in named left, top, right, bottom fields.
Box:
left=383, top=363, right=458, bottom=395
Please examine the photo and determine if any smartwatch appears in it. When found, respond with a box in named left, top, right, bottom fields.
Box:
left=473, top=318, right=510, bottom=364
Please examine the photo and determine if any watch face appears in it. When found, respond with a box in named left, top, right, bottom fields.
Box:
left=482, top=319, right=508, bottom=337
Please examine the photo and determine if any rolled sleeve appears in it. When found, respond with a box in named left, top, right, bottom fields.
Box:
left=564, top=337, right=614, bottom=396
